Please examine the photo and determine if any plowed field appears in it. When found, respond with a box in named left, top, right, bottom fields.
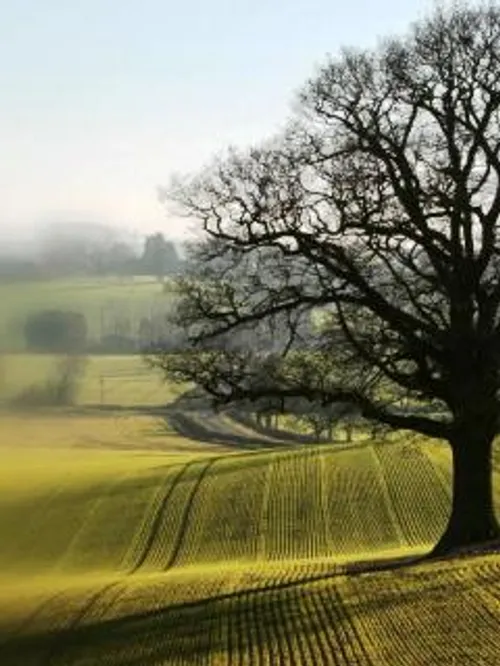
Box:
left=1, top=416, right=500, bottom=665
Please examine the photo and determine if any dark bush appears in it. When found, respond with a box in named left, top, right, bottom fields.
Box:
left=24, top=310, right=87, bottom=352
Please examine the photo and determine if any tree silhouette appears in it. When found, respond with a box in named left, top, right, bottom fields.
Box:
left=154, top=5, right=500, bottom=555
left=141, top=233, right=180, bottom=281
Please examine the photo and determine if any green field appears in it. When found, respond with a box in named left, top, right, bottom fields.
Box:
left=0, top=276, right=173, bottom=350
left=1, top=354, right=500, bottom=664
left=0, top=353, right=183, bottom=407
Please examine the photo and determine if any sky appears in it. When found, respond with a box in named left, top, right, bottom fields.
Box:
left=1, top=0, right=440, bottom=241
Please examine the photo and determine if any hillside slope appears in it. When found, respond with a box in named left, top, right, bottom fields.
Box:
left=0, top=427, right=499, bottom=664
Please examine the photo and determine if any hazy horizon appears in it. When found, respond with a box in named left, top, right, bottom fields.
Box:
left=2, top=0, right=439, bottom=242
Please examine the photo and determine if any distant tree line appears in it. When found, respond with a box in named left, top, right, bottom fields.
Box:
left=23, top=307, right=183, bottom=355
left=0, top=230, right=184, bottom=282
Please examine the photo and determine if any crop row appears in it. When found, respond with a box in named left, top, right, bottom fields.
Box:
left=373, top=442, right=450, bottom=547
left=2, top=433, right=475, bottom=658
left=5, top=554, right=500, bottom=664
left=323, top=445, right=403, bottom=557
left=342, top=555, right=500, bottom=665
left=3, top=439, right=461, bottom=582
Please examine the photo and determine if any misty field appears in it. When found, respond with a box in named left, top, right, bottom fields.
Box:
left=0, top=276, right=173, bottom=351
left=0, top=353, right=184, bottom=407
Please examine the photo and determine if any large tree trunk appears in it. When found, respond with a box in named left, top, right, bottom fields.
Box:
left=432, top=428, right=500, bottom=556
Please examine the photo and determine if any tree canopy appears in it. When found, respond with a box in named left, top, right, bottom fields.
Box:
left=153, top=4, right=500, bottom=554
left=140, top=233, right=181, bottom=280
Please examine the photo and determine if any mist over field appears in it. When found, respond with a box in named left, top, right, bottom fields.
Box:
left=0, top=221, right=185, bottom=275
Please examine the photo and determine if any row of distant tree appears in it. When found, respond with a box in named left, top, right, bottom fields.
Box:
left=23, top=307, right=182, bottom=355
left=0, top=228, right=184, bottom=281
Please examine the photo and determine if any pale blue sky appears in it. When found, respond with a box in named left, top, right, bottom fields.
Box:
left=1, top=0, right=437, bottom=239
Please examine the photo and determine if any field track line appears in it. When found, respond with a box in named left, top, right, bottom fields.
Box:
left=0, top=591, right=68, bottom=645
left=163, top=457, right=220, bottom=570
left=43, top=581, right=123, bottom=666
left=274, top=588, right=303, bottom=665
left=126, top=557, right=401, bottom=624
left=370, top=445, right=406, bottom=547
left=61, top=582, right=123, bottom=630
left=129, top=461, right=197, bottom=573
left=258, top=454, right=276, bottom=561
left=330, top=586, right=374, bottom=665
left=1, top=554, right=422, bottom=666
left=249, top=590, right=275, bottom=666
left=421, top=446, right=452, bottom=500
left=319, top=451, right=333, bottom=554
left=119, top=469, right=175, bottom=571
left=306, top=587, right=343, bottom=665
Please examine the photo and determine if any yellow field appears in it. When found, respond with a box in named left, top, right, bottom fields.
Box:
left=1, top=428, right=500, bottom=664
left=0, top=353, right=186, bottom=407
left=1, top=354, right=500, bottom=664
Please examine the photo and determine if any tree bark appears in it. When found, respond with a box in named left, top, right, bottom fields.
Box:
left=432, top=429, right=500, bottom=556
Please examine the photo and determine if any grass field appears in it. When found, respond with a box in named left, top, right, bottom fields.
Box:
left=0, top=352, right=199, bottom=459
left=0, top=276, right=173, bottom=350
left=0, top=353, right=184, bottom=407
left=1, top=354, right=500, bottom=664
left=1, top=426, right=500, bottom=662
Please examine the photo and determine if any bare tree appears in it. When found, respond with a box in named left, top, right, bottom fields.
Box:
left=153, top=4, right=500, bottom=555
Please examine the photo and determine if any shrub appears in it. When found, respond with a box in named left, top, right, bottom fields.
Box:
left=24, top=310, right=87, bottom=353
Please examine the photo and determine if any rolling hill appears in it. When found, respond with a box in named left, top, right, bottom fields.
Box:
left=1, top=409, right=499, bottom=665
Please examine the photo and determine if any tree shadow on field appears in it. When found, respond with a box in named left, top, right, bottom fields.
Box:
left=14, top=399, right=293, bottom=452
left=163, top=409, right=288, bottom=451
left=156, top=388, right=321, bottom=451
left=0, top=579, right=329, bottom=665
left=0, top=553, right=447, bottom=666
left=3, top=384, right=330, bottom=453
